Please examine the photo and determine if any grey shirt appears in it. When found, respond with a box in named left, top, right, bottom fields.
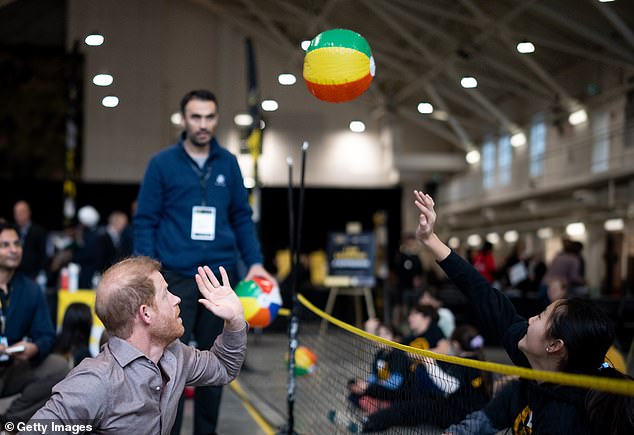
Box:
left=25, top=325, right=247, bottom=434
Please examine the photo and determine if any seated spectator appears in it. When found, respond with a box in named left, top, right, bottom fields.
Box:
left=360, top=324, right=492, bottom=432
left=55, top=302, right=93, bottom=368
left=0, top=222, right=69, bottom=424
left=13, top=200, right=47, bottom=281
left=419, top=288, right=456, bottom=338
left=96, top=211, right=129, bottom=272
left=347, top=319, right=410, bottom=413
left=402, top=304, right=450, bottom=354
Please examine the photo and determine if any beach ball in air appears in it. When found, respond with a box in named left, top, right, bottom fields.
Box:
left=303, top=28, right=375, bottom=103
left=286, top=346, right=317, bottom=377
left=235, top=277, right=282, bottom=328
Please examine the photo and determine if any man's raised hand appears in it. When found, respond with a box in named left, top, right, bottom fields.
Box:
left=196, top=266, right=245, bottom=331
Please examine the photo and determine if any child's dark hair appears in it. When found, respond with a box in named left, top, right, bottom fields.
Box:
left=411, top=304, right=439, bottom=324
left=586, top=367, right=634, bottom=435
left=56, top=302, right=92, bottom=355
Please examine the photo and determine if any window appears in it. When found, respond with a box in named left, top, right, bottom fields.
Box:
left=591, top=111, right=609, bottom=173
left=498, top=135, right=511, bottom=186
left=482, top=139, right=495, bottom=189
left=530, top=116, right=546, bottom=177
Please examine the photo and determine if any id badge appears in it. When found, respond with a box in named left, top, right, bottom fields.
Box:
left=191, top=206, right=216, bottom=241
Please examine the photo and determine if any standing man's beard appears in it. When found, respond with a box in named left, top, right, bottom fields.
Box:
left=190, top=129, right=212, bottom=147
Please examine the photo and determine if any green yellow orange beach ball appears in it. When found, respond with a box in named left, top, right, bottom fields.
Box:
left=303, top=29, right=375, bottom=103
left=285, top=346, right=317, bottom=377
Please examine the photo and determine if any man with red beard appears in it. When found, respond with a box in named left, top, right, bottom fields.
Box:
left=26, top=257, right=247, bottom=435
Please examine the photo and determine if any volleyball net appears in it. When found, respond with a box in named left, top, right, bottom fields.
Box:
left=288, top=293, right=634, bottom=434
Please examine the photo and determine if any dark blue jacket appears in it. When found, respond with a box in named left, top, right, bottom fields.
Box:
left=5, top=274, right=56, bottom=360
left=134, top=135, right=263, bottom=276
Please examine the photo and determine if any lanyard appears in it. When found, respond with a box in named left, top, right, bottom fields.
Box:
left=187, top=159, right=213, bottom=207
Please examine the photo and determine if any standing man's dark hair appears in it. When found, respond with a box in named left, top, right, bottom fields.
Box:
left=179, top=89, right=218, bottom=114
left=135, top=89, right=277, bottom=435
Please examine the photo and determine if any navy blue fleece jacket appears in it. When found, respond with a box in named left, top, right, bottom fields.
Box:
left=5, top=274, right=56, bottom=360
left=134, top=136, right=263, bottom=276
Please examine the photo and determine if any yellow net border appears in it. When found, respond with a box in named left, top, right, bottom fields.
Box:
left=296, top=293, right=634, bottom=396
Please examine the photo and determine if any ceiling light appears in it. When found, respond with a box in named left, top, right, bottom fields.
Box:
left=460, top=76, right=478, bottom=88
left=598, top=0, right=615, bottom=3
left=504, top=230, right=519, bottom=243
left=278, top=73, right=297, bottom=85
left=486, top=232, right=500, bottom=244
left=516, top=41, right=535, bottom=54
left=604, top=218, right=624, bottom=231
left=170, top=112, right=182, bottom=126
left=260, top=119, right=266, bottom=129
left=92, top=74, right=113, bottom=86
left=301, top=40, right=311, bottom=51
left=417, top=102, right=434, bottom=114
left=537, top=227, right=553, bottom=239
left=566, top=222, right=586, bottom=237
left=448, top=237, right=460, bottom=249
left=349, top=120, right=366, bottom=133
left=261, top=100, right=279, bottom=111
left=85, top=34, right=104, bottom=46
left=466, top=150, right=480, bottom=164
left=101, top=96, right=119, bottom=108
left=234, top=113, right=253, bottom=127
left=467, top=234, right=482, bottom=247
left=568, top=109, right=588, bottom=125
left=511, top=132, right=527, bottom=147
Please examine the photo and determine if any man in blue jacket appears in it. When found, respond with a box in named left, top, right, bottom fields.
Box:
left=135, top=89, right=276, bottom=435
left=0, top=222, right=68, bottom=424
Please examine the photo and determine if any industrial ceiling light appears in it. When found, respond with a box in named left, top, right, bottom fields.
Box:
left=486, top=232, right=500, bottom=244
left=504, top=230, right=519, bottom=243
left=604, top=218, right=624, bottom=231
left=417, top=102, right=434, bottom=114
left=92, top=74, right=113, bottom=86
left=234, top=113, right=253, bottom=127
left=448, top=237, right=460, bottom=249
left=568, top=109, right=588, bottom=125
left=278, top=73, right=296, bottom=85
left=467, top=234, right=482, bottom=247
left=170, top=112, right=182, bottom=126
left=261, top=100, right=279, bottom=111
left=460, top=76, right=478, bottom=88
left=516, top=41, right=535, bottom=54
left=101, top=96, right=119, bottom=108
left=511, top=132, right=527, bottom=147
left=85, top=33, right=104, bottom=46
left=465, top=149, right=480, bottom=164
left=349, top=120, right=366, bottom=133
left=566, top=222, right=586, bottom=237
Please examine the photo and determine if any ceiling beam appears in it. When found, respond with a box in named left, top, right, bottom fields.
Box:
left=393, top=0, right=537, bottom=104
left=590, top=0, right=634, bottom=51
left=239, top=0, right=297, bottom=53
left=528, top=1, right=634, bottom=64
